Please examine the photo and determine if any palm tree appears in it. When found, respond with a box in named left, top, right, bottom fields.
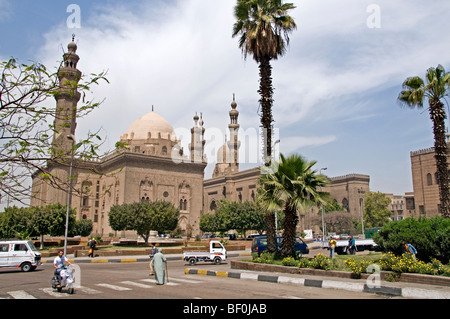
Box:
left=398, top=65, right=450, bottom=218
left=233, top=0, right=296, bottom=254
left=258, top=154, right=330, bottom=257
left=232, top=0, right=297, bottom=164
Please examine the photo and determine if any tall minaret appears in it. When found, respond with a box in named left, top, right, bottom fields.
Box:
left=52, top=36, right=82, bottom=156
left=190, top=113, right=206, bottom=163
left=226, top=94, right=240, bottom=173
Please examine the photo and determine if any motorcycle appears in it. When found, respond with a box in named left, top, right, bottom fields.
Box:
left=51, top=265, right=75, bottom=294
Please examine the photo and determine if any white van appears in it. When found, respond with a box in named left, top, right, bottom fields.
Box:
left=0, top=240, right=42, bottom=272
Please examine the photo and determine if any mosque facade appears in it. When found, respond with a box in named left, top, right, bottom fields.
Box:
left=30, top=40, right=373, bottom=238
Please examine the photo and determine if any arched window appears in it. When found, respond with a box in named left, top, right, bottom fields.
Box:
left=342, top=198, right=349, bottom=212
left=427, top=173, right=432, bottom=186
left=210, top=200, right=217, bottom=211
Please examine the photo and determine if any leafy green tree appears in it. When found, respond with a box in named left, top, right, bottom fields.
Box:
left=0, top=206, right=33, bottom=239
left=109, top=200, right=179, bottom=245
left=258, top=154, right=330, bottom=257
left=71, top=219, right=93, bottom=237
left=398, top=65, right=450, bottom=218
left=41, top=203, right=76, bottom=237
left=199, top=213, right=218, bottom=234
left=363, top=191, right=392, bottom=228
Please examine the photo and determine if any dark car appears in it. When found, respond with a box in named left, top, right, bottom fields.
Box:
left=251, top=236, right=309, bottom=257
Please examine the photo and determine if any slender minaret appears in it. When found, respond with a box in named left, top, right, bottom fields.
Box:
left=52, top=36, right=82, bottom=156
left=227, top=94, right=240, bottom=172
left=190, top=113, right=206, bottom=163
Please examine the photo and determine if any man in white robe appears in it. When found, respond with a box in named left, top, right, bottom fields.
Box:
left=151, top=249, right=168, bottom=285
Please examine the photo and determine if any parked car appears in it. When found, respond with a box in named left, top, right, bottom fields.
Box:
left=251, top=236, right=309, bottom=257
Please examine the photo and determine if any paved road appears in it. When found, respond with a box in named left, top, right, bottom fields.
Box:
left=0, top=255, right=395, bottom=300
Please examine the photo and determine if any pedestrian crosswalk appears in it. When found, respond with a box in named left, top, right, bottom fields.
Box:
left=0, top=276, right=202, bottom=299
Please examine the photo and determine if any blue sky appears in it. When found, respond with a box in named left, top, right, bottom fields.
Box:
left=1, top=0, right=450, bottom=200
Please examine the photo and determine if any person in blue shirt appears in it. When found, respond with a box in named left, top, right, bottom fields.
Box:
left=347, top=236, right=356, bottom=255
left=402, top=241, right=417, bottom=260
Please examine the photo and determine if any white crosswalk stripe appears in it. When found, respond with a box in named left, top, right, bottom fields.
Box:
left=96, top=283, right=132, bottom=291
left=168, top=277, right=202, bottom=284
left=7, top=290, right=37, bottom=299
left=140, top=278, right=180, bottom=286
left=4, top=276, right=203, bottom=299
left=121, top=280, right=153, bottom=288
left=7, top=290, right=36, bottom=299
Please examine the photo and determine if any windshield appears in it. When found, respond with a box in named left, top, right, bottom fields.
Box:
left=27, top=241, right=39, bottom=252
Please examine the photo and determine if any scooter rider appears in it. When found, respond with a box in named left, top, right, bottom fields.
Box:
left=53, top=250, right=72, bottom=285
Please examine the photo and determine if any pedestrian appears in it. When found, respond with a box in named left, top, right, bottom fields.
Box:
left=329, top=237, right=337, bottom=259
left=149, top=243, right=158, bottom=276
left=152, top=248, right=169, bottom=285
left=347, top=236, right=356, bottom=255
left=88, top=237, right=97, bottom=258
left=402, top=241, right=417, bottom=260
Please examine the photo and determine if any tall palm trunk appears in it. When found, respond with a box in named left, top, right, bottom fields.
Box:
left=281, top=205, right=298, bottom=257
left=258, top=56, right=277, bottom=253
left=258, top=56, right=274, bottom=165
left=265, top=211, right=278, bottom=255
left=429, top=100, right=450, bottom=217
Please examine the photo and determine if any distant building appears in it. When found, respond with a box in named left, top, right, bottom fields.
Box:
left=385, top=192, right=416, bottom=221
left=410, top=143, right=450, bottom=217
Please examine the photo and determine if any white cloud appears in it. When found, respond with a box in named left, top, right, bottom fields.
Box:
left=280, top=135, right=337, bottom=155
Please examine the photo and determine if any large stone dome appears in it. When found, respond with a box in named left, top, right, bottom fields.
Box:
left=122, top=110, right=176, bottom=141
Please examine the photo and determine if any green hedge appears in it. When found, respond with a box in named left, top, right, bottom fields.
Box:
left=373, top=217, right=450, bottom=263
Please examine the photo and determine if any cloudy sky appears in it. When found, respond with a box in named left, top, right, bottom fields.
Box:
left=1, top=0, right=450, bottom=200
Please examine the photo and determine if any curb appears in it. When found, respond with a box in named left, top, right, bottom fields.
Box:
left=184, top=268, right=450, bottom=299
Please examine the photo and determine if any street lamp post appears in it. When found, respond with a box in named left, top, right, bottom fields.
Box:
left=320, top=168, right=327, bottom=246
left=358, top=188, right=365, bottom=239
left=64, top=134, right=75, bottom=257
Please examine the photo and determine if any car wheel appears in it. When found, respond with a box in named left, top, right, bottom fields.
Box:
left=189, top=257, right=196, bottom=265
left=21, top=262, right=32, bottom=272
left=213, top=257, right=221, bottom=265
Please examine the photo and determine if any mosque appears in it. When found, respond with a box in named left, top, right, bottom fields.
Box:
left=30, top=40, right=371, bottom=238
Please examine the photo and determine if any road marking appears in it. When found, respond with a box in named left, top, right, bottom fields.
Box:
left=40, top=288, right=69, bottom=298
left=169, top=277, right=202, bottom=284
left=282, top=295, right=304, bottom=299
left=96, top=283, right=132, bottom=291
left=120, top=281, right=153, bottom=289
left=7, top=290, right=37, bottom=299
left=140, top=278, right=180, bottom=286
left=79, top=286, right=103, bottom=294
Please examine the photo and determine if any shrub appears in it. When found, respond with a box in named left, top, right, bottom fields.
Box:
left=310, top=253, right=330, bottom=270
left=373, top=216, right=450, bottom=263
left=345, top=258, right=372, bottom=277
left=253, top=251, right=275, bottom=264
left=377, top=252, right=450, bottom=277
left=298, top=258, right=311, bottom=268
left=281, top=256, right=299, bottom=267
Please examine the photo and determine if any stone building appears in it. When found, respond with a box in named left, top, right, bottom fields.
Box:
left=30, top=39, right=373, bottom=239
left=385, top=192, right=416, bottom=221
left=31, top=40, right=207, bottom=236
left=203, top=97, right=372, bottom=234
left=410, top=143, right=450, bottom=217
